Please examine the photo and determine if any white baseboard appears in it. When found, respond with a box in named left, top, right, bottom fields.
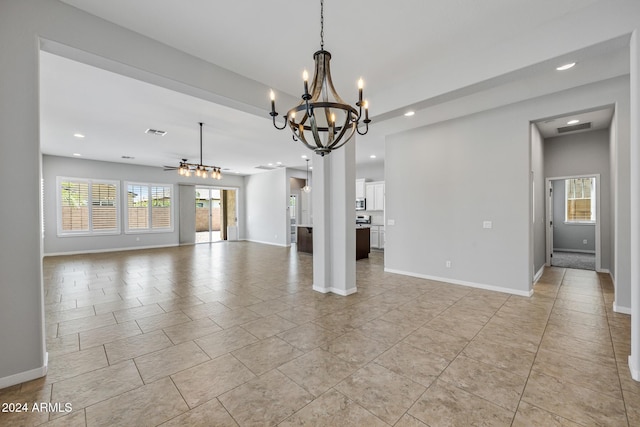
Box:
left=629, top=356, right=640, bottom=382
left=613, top=302, right=632, bottom=315
left=313, top=285, right=357, bottom=296
left=244, top=239, right=289, bottom=248
left=0, top=353, right=48, bottom=389
left=533, top=265, right=545, bottom=284
left=44, top=243, right=178, bottom=257
left=383, top=268, right=533, bottom=297
left=553, top=248, right=596, bottom=254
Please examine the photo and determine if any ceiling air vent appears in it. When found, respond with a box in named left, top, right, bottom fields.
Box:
left=145, top=128, right=167, bottom=136
left=255, top=164, right=286, bottom=170
left=557, top=122, right=591, bottom=134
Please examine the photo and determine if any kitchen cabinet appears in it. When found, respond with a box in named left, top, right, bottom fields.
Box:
left=370, top=225, right=385, bottom=249
left=298, top=226, right=370, bottom=259
left=365, top=181, right=385, bottom=211
left=355, top=179, right=366, bottom=199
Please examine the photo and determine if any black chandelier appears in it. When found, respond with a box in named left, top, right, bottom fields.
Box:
left=269, top=0, right=370, bottom=156
left=166, top=122, right=222, bottom=179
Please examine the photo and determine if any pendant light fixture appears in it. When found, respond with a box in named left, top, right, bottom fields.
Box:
left=302, top=159, right=311, bottom=193
left=269, top=0, right=371, bottom=156
left=164, top=122, right=222, bottom=179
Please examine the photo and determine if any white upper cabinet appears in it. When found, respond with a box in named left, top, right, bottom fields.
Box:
left=365, top=181, right=385, bottom=211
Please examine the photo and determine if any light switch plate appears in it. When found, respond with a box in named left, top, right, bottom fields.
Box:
left=483, top=221, right=492, bottom=229
left=387, top=219, right=395, bottom=226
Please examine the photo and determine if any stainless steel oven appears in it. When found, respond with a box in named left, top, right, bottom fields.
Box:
left=356, top=214, right=371, bottom=224
left=356, top=198, right=366, bottom=211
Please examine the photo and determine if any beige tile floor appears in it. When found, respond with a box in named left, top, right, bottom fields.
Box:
left=1, top=242, right=638, bottom=426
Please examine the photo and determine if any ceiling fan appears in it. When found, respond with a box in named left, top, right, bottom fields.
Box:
left=163, top=122, right=222, bottom=179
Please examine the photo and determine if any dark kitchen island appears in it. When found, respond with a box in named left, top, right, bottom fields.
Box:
left=297, top=226, right=370, bottom=259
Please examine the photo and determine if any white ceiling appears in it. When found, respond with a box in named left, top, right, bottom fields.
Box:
left=39, top=0, right=626, bottom=174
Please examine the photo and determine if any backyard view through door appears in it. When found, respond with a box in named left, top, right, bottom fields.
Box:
left=195, top=187, right=237, bottom=243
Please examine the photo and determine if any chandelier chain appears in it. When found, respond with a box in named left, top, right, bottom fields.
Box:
left=320, top=0, right=324, bottom=50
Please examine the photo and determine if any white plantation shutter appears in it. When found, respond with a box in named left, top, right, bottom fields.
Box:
left=92, top=183, right=118, bottom=231
left=57, top=177, right=119, bottom=235
left=126, top=182, right=173, bottom=232
left=151, top=185, right=171, bottom=229
left=127, top=183, right=148, bottom=230
left=565, top=177, right=595, bottom=222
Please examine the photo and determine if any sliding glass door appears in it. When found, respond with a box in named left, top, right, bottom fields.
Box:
left=195, top=187, right=238, bottom=243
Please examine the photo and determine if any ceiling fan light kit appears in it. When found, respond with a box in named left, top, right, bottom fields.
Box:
left=167, top=122, right=222, bottom=179
left=269, top=0, right=371, bottom=156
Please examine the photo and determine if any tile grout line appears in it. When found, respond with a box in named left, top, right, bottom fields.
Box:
left=504, top=267, right=565, bottom=426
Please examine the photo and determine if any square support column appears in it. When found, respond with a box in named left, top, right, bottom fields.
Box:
left=311, top=140, right=357, bottom=295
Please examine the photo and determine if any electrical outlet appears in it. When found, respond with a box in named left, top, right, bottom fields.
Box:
left=583, top=239, right=588, bottom=244
left=446, top=260, right=451, bottom=268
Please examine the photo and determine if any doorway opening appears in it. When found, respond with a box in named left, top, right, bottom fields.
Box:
left=195, top=187, right=238, bottom=243
left=546, top=175, right=600, bottom=271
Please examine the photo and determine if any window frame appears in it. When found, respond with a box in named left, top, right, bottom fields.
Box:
left=124, top=181, right=174, bottom=234
left=564, top=177, right=596, bottom=225
left=56, top=176, right=121, bottom=236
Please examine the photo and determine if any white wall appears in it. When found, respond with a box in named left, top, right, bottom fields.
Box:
left=244, top=168, right=288, bottom=246
left=386, top=105, right=532, bottom=295
left=42, top=155, right=244, bottom=254
left=0, top=0, right=46, bottom=386
left=610, top=110, right=618, bottom=279
left=385, top=77, right=629, bottom=298
left=179, top=184, right=196, bottom=245
left=531, top=124, right=546, bottom=277
left=356, top=161, right=384, bottom=182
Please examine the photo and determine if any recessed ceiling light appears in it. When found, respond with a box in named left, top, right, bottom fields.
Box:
left=370, top=155, right=377, bottom=159
left=145, top=128, right=167, bottom=136
left=73, top=153, right=82, bottom=157
left=121, top=155, right=135, bottom=159
left=301, top=155, right=308, bottom=159
left=567, top=119, right=580, bottom=125
left=268, top=163, right=273, bottom=166
left=556, top=62, right=576, bottom=71
left=404, top=111, right=415, bottom=117
left=73, top=133, right=85, bottom=138
left=276, top=161, right=282, bottom=165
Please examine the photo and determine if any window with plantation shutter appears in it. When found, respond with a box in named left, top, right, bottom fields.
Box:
left=565, top=177, right=596, bottom=223
left=57, top=177, right=120, bottom=236
left=125, top=182, right=173, bottom=233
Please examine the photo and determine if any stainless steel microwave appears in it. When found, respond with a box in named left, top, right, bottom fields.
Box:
left=356, top=198, right=366, bottom=211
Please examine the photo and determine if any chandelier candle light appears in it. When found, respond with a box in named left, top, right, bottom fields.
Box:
left=177, top=122, right=222, bottom=180
left=269, top=0, right=370, bottom=156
